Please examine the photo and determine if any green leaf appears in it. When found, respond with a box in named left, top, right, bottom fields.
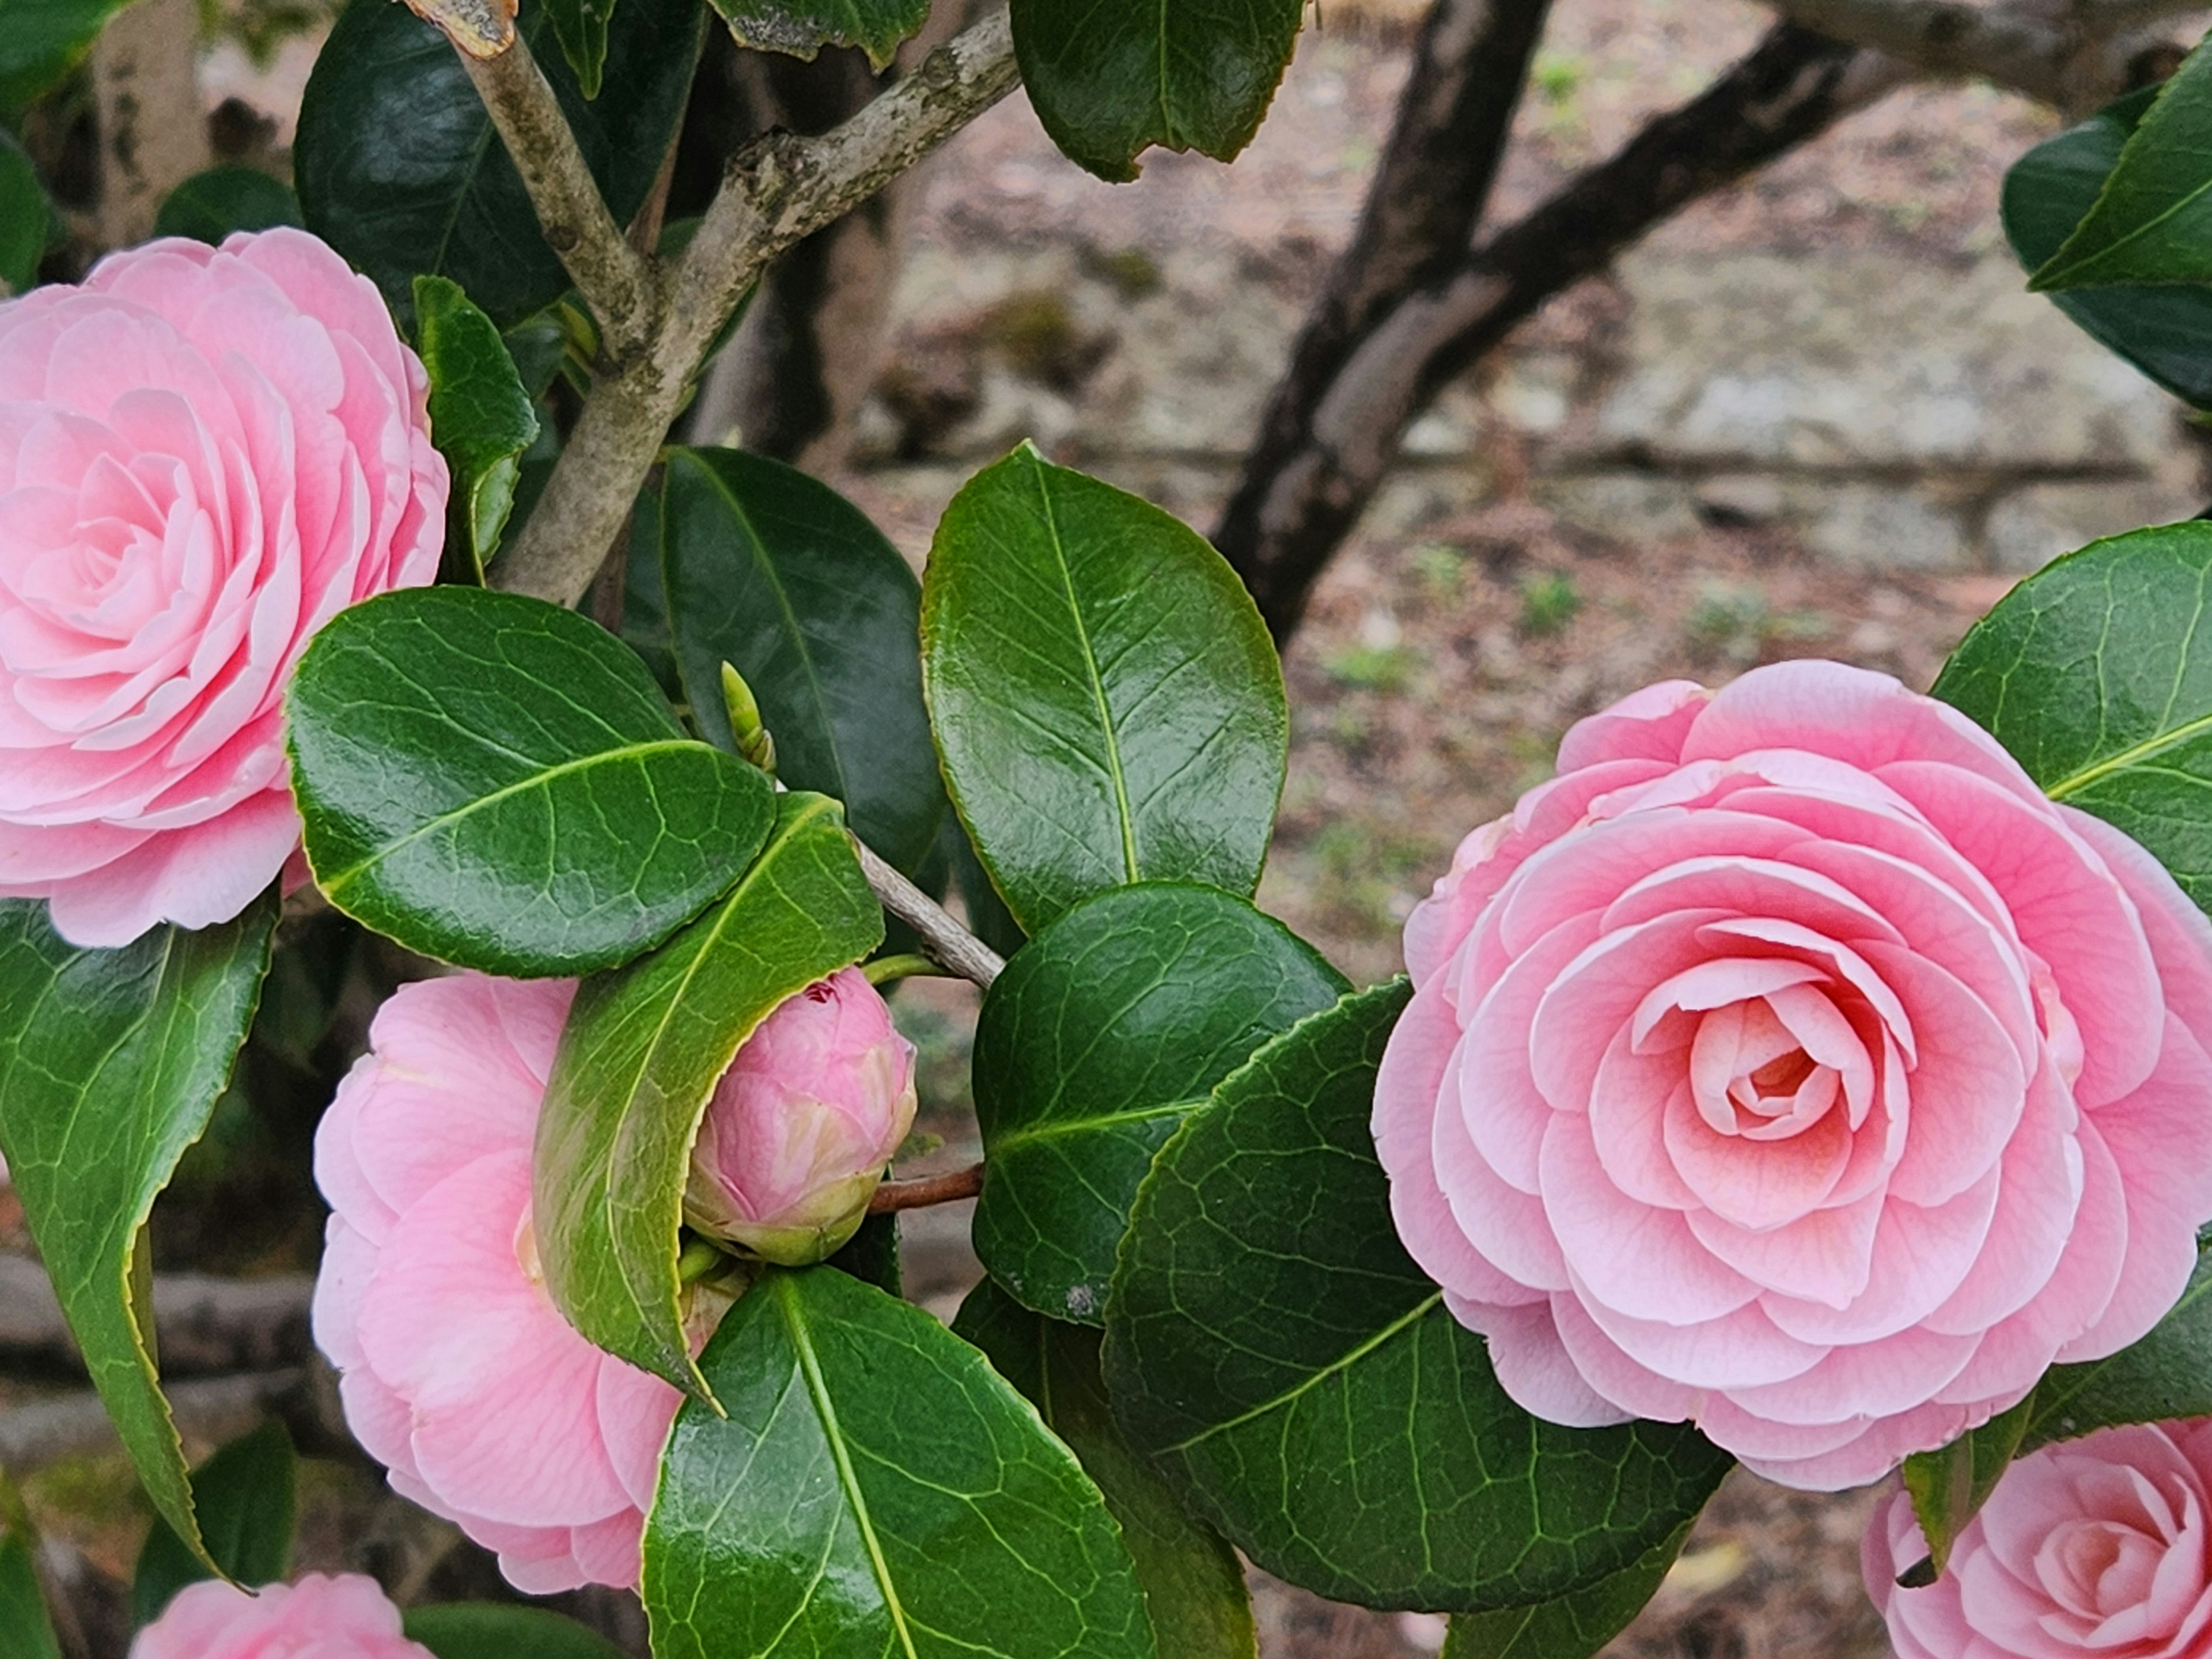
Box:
left=2033, top=35, right=2212, bottom=290
left=2001, top=88, right=2212, bottom=407
left=0, top=893, right=277, bottom=1566
left=2021, top=1239, right=2212, bottom=1453
left=645, top=1266, right=1158, bottom=1659
left=1897, top=1396, right=2033, bottom=1584
left=294, top=0, right=703, bottom=326
left=1008, top=0, right=1305, bottom=182
left=826, top=1210, right=902, bottom=1294
left=1104, top=982, right=1733, bottom=1612
left=0, top=132, right=50, bottom=296
left=151, top=166, right=302, bottom=245
left=707, top=0, right=929, bottom=68
left=1441, top=1527, right=1687, bottom=1659
left=539, top=0, right=618, bottom=98
left=0, top=0, right=131, bottom=110
left=414, top=275, right=540, bottom=581
left=404, top=1604, right=631, bottom=1659
left=1931, top=521, right=2212, bottom=911
left=0, top=1534, right=60, bottom=1659
left=922, top=444, right=1287, bottom=933
left=660, top=447, right=947, bottom=874
left=288, top=586, right=776, bottom=978
left=534, top=792, right=882, bottom=1394
left=956, top=1279, right=1257, bottom=1659
left=132, top=1422, right=297, bottom=1625
left=972, top=882, right=1344, bottom=1325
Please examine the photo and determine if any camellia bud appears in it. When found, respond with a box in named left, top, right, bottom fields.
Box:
left=685, top=967, right=919, bottom=1265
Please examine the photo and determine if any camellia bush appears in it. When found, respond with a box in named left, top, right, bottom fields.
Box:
left=16, top=1, right=2212, bottom=1656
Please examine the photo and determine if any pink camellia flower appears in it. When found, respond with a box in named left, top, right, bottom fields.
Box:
left=686, top=966, right=918, bottom=1265
left=1373, top=659, right=2212, bottom=1489
left=313, top=973, right=689, bottom=1593
left=1865, top=1419, right=2212, bottom=1658
left=0, top=229, right=445, bottom=946
left=131, top=1574, right=432, bottom=1659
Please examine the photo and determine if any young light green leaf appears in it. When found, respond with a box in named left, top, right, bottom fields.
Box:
left=2032, top=35, right=2212, bottom=290
left=151, top=166, right=302, bottom=245
left=132, top=1422, right=298, bottom=1626
left=288, top=586, right=776, bottom=978
left=2001, top=88, right=2212, bottom=408
left=1009, top=0, right=1306, bottom=182
left=0, top=893, right=277, bottom=1569
left=404, top=1604, right=631, bottom=1659
left=1441, top=1525, right=1688, bottom=1659
left=1897, top=1396, right=2034, bottom=1585
left=1932, top=521, right=2212, bottom=912
left=533, top=793, right=882, bottom=1394
left=294, top=0, right=702, bottom=325
left=957, top=1279, right=1257, bottom=1659
left=708, top=0, right=928, bottom=67
left=660, top=447, right=946, bottom=874
left=972, top=883, right=1345, bottom=1325
left=2021, top=1239, right=2212, bottom=1453
left=539, top=0, right=618, bottom=97
left=1104, top=982, right=1733, bottom=1612
left=0, top=132, right=50, bottom=296
left=922, top=444, right=1288, bottom=932
left=413, top=275, right=540, bottom=581
left=0, top=1533, right=60, bottom=1659
left=646, top=1267, right=1158, bottom=1659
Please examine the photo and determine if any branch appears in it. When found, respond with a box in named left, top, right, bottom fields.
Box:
left=488, top=8, right=1020, bottom=609
left=457, top=34, right=654, bottom=350
left=869, top=1162, right=985, bottom=1213
left=0, top=1255, right=315, bottom=1377
left=1215, top=25, right=1896, bottom=636
left=852, top=837, right=1005, bottom=988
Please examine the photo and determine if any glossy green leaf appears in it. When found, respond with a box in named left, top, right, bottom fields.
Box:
left=0, top=132, right=50, bottom=296
left=1104, top=982, right=1733, bottom=1612
left=0, top=893, right=276, bottom=1566
left=972, top=882, right=1344, bottom=1325
left=2000, top=89, right=2212, bottom=407
left=708, top=0, right=928, bottom=67
left=645, top=1266, right=1157, bottom=1659
left=539, top=0, right=618, bottom=97
left=1933, top=521, right=2212, bottom=911
left=1009, top=0, right=1305, bottom=182
left=405, top=1604, right=631, bottom=1659
left=294, top=0, right=703, bottom=325
left=535, top=793, right=882, bottom=1393
left=2034, top=36, right=2212, bottom=290
left=289, top=586, right=775, bottom=977
left=2021, top=1239, right=2212, bottom=1453
left=956, top=1279, right=1257, bottom=1659
left=414, top=275, right=540, bottom=581
left=0, top=1534, right=60, bottom=1659
left=132, top=1422, right=297, bottom=1625
left=0, top=0, right=130, bottom=109
left=1897, top=1396, right=2033, bottom=1584
left=660, top=447, right=946, bottom=874
left=151, top=166, right=302, bottom=245
left=1441, top=1526, right=1687, bottom=1659
left=826, top=1210, right=902, bottom=1294
left=922, top=444, right=1287, bottom=932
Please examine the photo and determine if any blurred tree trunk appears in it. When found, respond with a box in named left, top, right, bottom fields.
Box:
left=92, top=0, right=210, bottom=248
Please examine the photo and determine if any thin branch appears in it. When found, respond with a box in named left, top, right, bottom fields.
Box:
left=853, top=837, right=1005, bottom=988
left=488, top=8, right=1020, bottom=609
left=869, top=1162, right=985, bottom=1213
left=457, top=33, right=654, bottom=351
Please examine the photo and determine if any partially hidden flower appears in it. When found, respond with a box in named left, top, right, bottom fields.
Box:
left=685, top=966, right=918, bottom=1266
left=0, top=229, right=445, bottom=946
left=1866, top=1419, right=2212, bottom=1658
left=1373, top=659, right=2212, bottom=1489
left=131, top=1574, right=432, bottom=1659
left=312, top=974, right=688, bottom=1593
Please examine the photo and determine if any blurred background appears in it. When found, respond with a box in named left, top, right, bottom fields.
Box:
left=9, top=0, right=2212, bottom=1649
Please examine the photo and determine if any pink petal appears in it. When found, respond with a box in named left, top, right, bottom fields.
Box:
left=1555, top=678, right=1710, bottom=772
left=1449, top=1297, right=1630, bottom=1428
left=1459, top=914, right=1600, bottom=1191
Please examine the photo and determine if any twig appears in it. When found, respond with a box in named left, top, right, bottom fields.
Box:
left=457, top=33, right=655, bottom=353
left=486, top=8, right=1019, bottom=609
left=869, top=1162, right=985, bottom=1213
left=852, top=838, right=1005, bottom=988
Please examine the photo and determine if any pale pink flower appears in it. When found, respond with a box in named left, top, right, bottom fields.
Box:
left=1866, top=1420, right=2212, bottom=1658
left=312, top=974, right=684, bottom=1593
left=0, top=229, right=444, bottom=946
left=130, top=1574, right=431, bottom=1659
left=1373, top=660, right=2212, bottom=1489
left=686, top=967, right=917, bottom=1265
